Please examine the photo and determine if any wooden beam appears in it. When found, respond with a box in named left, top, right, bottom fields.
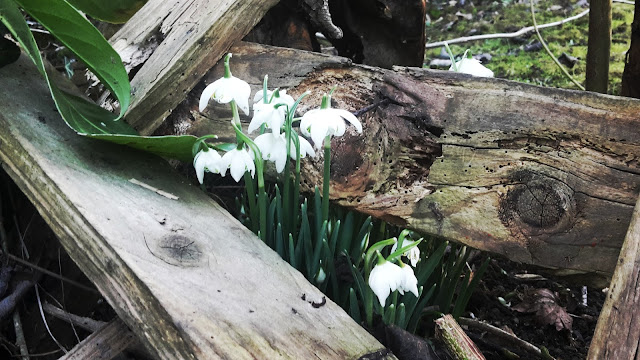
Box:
left=178, top=42, right=640, bottom=278
left=587, top=195, right=640, bottom=358
left=0, top=55, right=390, bottom=359
left=109, top=0, right=280, bottom=135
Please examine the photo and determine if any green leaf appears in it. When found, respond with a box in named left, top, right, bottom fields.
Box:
left=88, top=133, right=199, bottom=162
left=15, top=0, right=130, bottom=118
left=65, top=0, right=146, bottom=24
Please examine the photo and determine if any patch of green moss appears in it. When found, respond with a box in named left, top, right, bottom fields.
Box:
left=425, top=1, right=634, bottom=95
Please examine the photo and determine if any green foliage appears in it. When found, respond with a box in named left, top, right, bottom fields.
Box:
left=0, top=0, right=200, bottom=160
left=425, top=1, right=634, bottom=94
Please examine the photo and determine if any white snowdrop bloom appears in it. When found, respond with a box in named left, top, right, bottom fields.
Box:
left=254, top=133, right=316, bottom=173
left=220, top=148, right=255, bottom=182
left=368, top=260, right=403, bottom=307
left=199, top=76, right=251, bottom=115
left=449, top=57, right=494, bottom=78
left=193, top=148, right=223, bottom=184
left=300, top=107, right=362, bottom=149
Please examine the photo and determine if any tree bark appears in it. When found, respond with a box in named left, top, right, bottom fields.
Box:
left=585, top=0, right=612, bottom=93
left=587, top=196, right=640, bottom=359
left=621, top=0, right=640, bottom=98
left=174, top=42, right=640, bottom=280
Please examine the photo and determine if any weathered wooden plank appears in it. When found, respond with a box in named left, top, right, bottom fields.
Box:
left=587, top=196, right=640, bottom=359
left=59, top=319, right=135, bottom=360
left=179, top=42, right=640, bottom=278
left=0, top=55, right=390, bottom=359
left=109, top=0, right=280, bottom=135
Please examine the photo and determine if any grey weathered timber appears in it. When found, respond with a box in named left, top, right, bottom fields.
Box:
left=0, top=55, right=391, bottom=359
left=109, top=0, right=280, bottom=135
left=177, top=42, right=640, bottom=279
left=59, top=319, right=136, bottom=360
left=587, top=196, right=640, bottom=359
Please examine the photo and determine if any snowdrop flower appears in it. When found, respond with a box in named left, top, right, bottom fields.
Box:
left=220, top=148, right=255, bottom=182
left=248, top=90, right=296, bottom=134
left=449, top=57, right=494, bottom=78
left=300, top=94, right=362, bottom=148
left=396, top=263, right=419, bottom=298
left=199, top=53, right=251, bottom=114
left=368, top=260, right=403, bottom=307
left=193, top=148, right=223, bottom=184
left=391, top=239, right=421, bottom=267
left=254, top=133, right=316, bottom=173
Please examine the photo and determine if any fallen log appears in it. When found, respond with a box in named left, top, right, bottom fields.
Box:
left=171, top=42, right=640, bottom=279
left=0, top=55, right=392, bottom=359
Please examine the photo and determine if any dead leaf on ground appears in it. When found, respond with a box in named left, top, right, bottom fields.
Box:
left=512, top=288, right=573, bottom=331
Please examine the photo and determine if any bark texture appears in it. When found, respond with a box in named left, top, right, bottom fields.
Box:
left=621, top=0, right=640, bottom=98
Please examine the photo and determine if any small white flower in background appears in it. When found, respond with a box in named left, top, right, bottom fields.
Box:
left=193, top=148, right=223, bottom=184
left=391, top=239, right=421, bottom=267
left=368, top=260, right=403, bottom=307
left=254, top=133, right=316, bottom=173
left=300, top=95, right=362, bottom=148
left=220, top=148, right=255, bottom=182
left=253, top=89, right=295, bottom=108
left=449, top=57, right=494, bottom=78
left=396, top=263, right=419, bottom=298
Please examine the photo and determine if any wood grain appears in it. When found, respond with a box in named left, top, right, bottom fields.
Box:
left=180, top=42, right=640, bottom=278
left=0, top=55, right=390, bottom=359
left=59, top=319, right=135, bottom=360
left=109, top=0, right=280, bottom=135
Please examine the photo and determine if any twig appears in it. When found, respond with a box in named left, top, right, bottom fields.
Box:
left=425, top=10, right=590, bottom=49
left=129, top=178, right=179, bottom=200
left=42, top=302, right=105, bottom=332
left=2, top=253, right=99, bottom=295
left=530, top=0, right=585, bottom=90
left=435, top=315, right=486, bottom=360
left=0, top=280, right=34, bottom=320
left=459, top=317, right=556, bottom=360
left=13, top=310, right=29, bottom=360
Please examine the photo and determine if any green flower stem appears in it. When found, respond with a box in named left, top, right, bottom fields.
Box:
left=322, top=134, right=331, bottom=223
left=231, top=107, right=267, bottom=241
left=283, top=112, right=293, bottom=236
left=293, top=134, right=301, bottom=234
left=223, top=53, right=232, bottom=78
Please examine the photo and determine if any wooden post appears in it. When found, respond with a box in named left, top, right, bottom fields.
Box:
left=585, top=0, right=612, bottom=93
left=0, top=55, right=392, bottom=359
left=168, top=42, right=640, bottom=279
left=587, top=195, right=640, bottom=358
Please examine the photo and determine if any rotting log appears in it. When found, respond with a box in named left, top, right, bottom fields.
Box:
left=587, top=196, right=640, bottom=359
left=108, top=0, right=280, bottom=135
left=59, top=319, right=136, bottom=360
left=168, top=42, right=640, bottom=280
left=0, top=55, right=393, bottom=359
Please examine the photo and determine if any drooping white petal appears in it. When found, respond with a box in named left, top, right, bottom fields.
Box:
left=254, top=133, right=288, bottom=173
left=296, top=137, right=316, bottom=159
left=300, top=106, right=362, bottom=149
left=398, top=265, right=419, bottom=298
left=193, top=149, right=222, bottom=184
left=450, top=58, right=494, bottom=78
left=198, top=76, right=251, bottom=114
left=221, top=148, right=255, bottom=182
left=368, top=261, right=403, bottom=307
left=332, top=108, right=363, bottom=133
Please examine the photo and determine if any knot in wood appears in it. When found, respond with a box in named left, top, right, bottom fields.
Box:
left=500, top=176, right=575, bottom=234
left=515, top=183, right=564, bottom=228
left=149, top=234, right=203, bottom=267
